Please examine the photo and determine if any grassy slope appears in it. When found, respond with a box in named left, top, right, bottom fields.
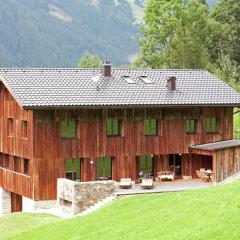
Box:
left=0, top=213, right=58, bottom=240
left=11, top=181, right=240, bottom=240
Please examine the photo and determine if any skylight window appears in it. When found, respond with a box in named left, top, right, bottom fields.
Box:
left=122, top=76, right=135, bottom=84
left=139, top=76, right=153, bottom=84
left=91, top=75, right=100, bottom=83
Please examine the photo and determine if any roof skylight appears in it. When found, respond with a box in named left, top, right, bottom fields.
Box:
left=91, top=75, right=100, bottom=83
left=139, top=76, right=153, bottom=84
left=122, top=76, right=135, bottom=84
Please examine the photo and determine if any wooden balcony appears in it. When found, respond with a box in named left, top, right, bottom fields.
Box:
left=0, top=167, right=32, bottom=199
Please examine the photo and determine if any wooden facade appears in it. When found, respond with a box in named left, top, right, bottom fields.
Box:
left=0, top=83, right=237, bottom=202
left=191, top=146, right=240, bottom=182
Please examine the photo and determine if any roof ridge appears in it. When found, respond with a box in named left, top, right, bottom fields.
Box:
left=0, top=68, right=208, bottom=71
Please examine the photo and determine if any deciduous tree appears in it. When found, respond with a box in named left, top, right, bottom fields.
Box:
left=136, top=0, right=212, bottom=69
left=76, top=52, right=102, bottom=68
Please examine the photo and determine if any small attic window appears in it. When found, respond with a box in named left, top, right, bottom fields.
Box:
left=122, top=76, right=135, bottom=84
left=139, top=76, right=153, bottom=84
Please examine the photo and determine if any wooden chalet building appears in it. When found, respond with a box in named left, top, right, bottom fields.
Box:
left=0, top=63, right=240, bottom=213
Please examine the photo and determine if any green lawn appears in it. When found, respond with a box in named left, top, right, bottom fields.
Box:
left=0, top=213, right=58, bottom=240
left=9, top=180, right=240, bottom=240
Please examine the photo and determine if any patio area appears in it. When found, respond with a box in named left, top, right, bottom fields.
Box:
left=116, top=179, right=213, bottom=196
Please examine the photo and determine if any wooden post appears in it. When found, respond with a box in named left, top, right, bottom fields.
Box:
left=212, top=153, right=217, bottom=183
left=173, top=154, right=176, bottom=175
left=189, top=150, right=192, bottom=178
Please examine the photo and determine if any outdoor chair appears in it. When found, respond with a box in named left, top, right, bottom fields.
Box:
left=118, top=178, right=132, bottom=189
left=158, top=171, right=174, bottom=181
left=141, top=178, right=153, bottom=189
left=196, top=170, right=212, bottom=182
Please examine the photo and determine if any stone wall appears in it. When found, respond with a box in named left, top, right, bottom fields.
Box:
left=0, top=188, right=11, bottom=215
left=22, top=197, right=57, bottom=212
left=57, top=179, right=116, bottom=215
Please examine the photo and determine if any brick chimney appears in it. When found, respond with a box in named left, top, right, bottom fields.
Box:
left=102, top=61, right=111, bottom=77
left=167, top=76, right=176, bottom=91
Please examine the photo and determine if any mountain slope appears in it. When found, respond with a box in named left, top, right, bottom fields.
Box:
left=0, top=0, right=138, bottom=67
left=0, top=0, right=219, bottom=68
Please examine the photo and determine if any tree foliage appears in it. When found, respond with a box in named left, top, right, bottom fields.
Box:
left=136, top=0, right=212, bottom=69
left=209, top=0, right=240, bottom=90
left=76, top=52, right=102, bottom=68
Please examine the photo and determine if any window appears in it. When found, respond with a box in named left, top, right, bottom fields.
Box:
left=139, top=155, right=153, bottom=178
left=21, top=120, right=28, bottom=138
left=139, top=76, right=153, bottom=84
left=65, top=158, right=81, bottom=181
left=0, top=154, right=3, bottom=168
left=13, top=157, right=21, bottom=173
left=205, top=117, right=219, bottom=133
left=106, top=118, right=121, bottom=136
left=144, top=119, right=158, bottom=136
left=185, top=119, right=197, bottom=133
left=3, top=155, right=9, bottom=169
left=97, top=157, right=112, bottom=180
left=23, top=159, right=29, bottom=175
left=7, top=118, right=13, bottom=137
left=122, top=76, right=135, bottom=84
left=61, top=120, right=76, bottom=138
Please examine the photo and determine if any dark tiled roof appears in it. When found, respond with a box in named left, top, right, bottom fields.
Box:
left=190, top=139, right=240, bottom=151
left=0, top=68, right=240, bottom=109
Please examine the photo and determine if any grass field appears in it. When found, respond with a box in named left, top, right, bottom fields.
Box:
left=7, top=180, right=240, bottom=240
left=0, top=213, right=58, bottom=240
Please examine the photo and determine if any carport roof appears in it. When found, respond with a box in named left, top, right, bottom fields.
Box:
left=190, top=139, right=240, bottom=151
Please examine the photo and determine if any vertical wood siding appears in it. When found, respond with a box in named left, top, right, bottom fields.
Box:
left=33, top=107, right=233, bottom=200
left=0, top=84, right=33, bottom=198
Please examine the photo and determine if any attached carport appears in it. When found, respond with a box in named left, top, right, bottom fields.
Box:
left=190, top=139, right=240, bottom=183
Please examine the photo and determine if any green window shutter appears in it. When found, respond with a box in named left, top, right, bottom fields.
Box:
left=97, top=157, right=103, bottom=179
left=186, top=119, right=196, bottom=133
left=106, top=118, right=120, bottom=136
left=212, top=118, right=217, bottom=132
left=112, top=119, right=119, bottom=135
left=140, top=155, right=147, bottom=171
left=105, top=157, right=112, bottom=177
left=106, top=119, right=113, bottom=135
left=65, top=159, right=72, bottom=172
left=144, top=119, right=150, bottom=135
left=144, top=119, right=157, bottom=135
left=150, top=119, right=157, bottom=135
left=140, top=155, right=153, bottom=172
left=205, top=117, right=211, bottom=133
left=205, top=117, right=218, bottom=133
left=65, top=158, right=81, bottom=181
left=73, top=159, right=81, bottom=181
left=61, top=120, right=76, bottom=138
left=186, top=120, right=190, bottom=133
left=97, top=157, right=112, bottom=178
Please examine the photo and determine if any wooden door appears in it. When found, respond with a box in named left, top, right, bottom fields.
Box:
left=11, top=193, right=22, bottom=212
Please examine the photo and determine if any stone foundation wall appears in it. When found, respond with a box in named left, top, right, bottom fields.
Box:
left=57, top=179, right=116, bottom=215
left=0, top=188, right=11, bottom=215
left=22, top=197, right=57, bottom=212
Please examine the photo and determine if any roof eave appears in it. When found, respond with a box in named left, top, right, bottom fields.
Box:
left=23, top=103, right=240, bottom=110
